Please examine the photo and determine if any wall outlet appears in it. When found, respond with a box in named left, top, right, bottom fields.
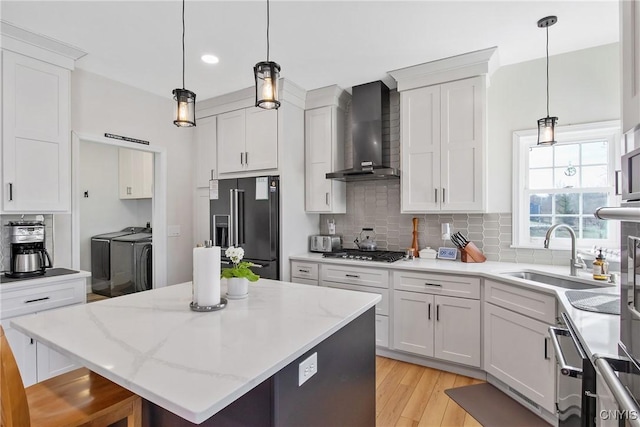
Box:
left=298, top=352, right=318, bottom=386
left=167, top=225, right=180, bottom=237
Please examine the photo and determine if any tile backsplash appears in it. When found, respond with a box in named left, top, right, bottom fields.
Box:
left=318, top=87, right=571, bottom=267
left=0, top=214, right=54, bottom=272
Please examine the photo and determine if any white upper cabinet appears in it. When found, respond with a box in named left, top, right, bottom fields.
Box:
left=217, top=107, right=277, bottom=174
left=194, top=115, right=217, bottom=188
left=621, top=0, right=640, bottom=132
left=390, top=47, right=496, bottom=214
left=304, top=86, right=349, bottom=213
left=400, top=76, right=486, bottom=213
left=2, top=50, right=71, bottom=212
left=119, top=148, right=153, bottom=199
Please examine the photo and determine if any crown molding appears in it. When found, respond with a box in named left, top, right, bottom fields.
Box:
left=305, top=85, right=351, bottom=110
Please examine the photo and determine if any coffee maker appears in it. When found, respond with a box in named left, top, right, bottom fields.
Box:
left=7, top=221, right=53, bottom=278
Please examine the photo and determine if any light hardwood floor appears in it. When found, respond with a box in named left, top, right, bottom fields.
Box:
left=376, top=356, right=484, bottom=427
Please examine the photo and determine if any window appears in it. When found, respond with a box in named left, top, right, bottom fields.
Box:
left=512, top=121, right=620, bottom=249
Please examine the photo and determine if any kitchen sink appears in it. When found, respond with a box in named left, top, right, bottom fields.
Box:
left=501, top=271, right=609, bottom=290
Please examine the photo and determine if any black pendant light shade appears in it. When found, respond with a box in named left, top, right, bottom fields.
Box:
left=537, top=116, right=558, bottom=145
left=254, top=61, right=281, bottom=109
left=536, top=15, right=557, bottom=145
left=173, top=88, right=196, bottom=127
left=254, top=0, right=281, bottom=110
left=172, top=0, right=196, bottom=127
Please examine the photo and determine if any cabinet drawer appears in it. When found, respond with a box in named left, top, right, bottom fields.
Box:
left=320, top=265, right=389, bottom=289
left=291, top=278, right=318, bottom=286
left=0, top=278, right=86, bottom=319
left=326, top=282, right=389, bottom=316
left=376, top=315, right=389, bottom=348
left=291, top=261, right=318, bottom=280
left=484, top=279, right=556, bottom=324
left=393, top=271, right=480, bottom=299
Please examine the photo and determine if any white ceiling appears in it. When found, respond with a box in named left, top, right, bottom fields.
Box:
left=1, top=1, right=619, bottom=101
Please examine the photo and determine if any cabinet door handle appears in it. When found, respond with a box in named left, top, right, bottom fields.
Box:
left=345, top=274, right=360, bottom=278
left=436, top=304, right=440, bottom=321
left=325, top=192, right=330, bottom=206
left=615, top=170, right=622, bottom=195
left=30, top=338, right=34, bottom=345
left=434, top=188, right=438, bottom=202
left=8, top=183, right=13, bottom=201
left=544, top=337, right=550, bottom=360
left=211, top=169, right=216, bottom=180
left=299, top=269, right=310, bottom=273
left=240, top=152, right=244, bottom=165
left=425, top=283, right=442, bottom=287
left=428, top=303, right=431, bottom=320
left=245, top=152, right=248, bottom=165
left=25, top=296, right=50, bottom=304
left=442, top=188, right=446, bottom=203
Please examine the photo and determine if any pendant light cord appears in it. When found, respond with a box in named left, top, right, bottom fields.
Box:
left=546, top=25, right=549, bottom=118
left=182, top=0, right=186, bottom=89
left=266, top=0, right=270, bottom=61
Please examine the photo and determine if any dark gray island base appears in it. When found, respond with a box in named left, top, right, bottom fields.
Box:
left=141, top=307, right=376, bottom=426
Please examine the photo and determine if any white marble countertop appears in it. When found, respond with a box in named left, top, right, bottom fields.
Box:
left=0, top=269, right=90, bottom=291
left=10, top=279, right=380, bottom=424
left=291, top=252, right=621, bottom=361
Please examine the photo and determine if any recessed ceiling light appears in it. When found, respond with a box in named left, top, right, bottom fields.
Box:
left=201, top=54, right=219, bottom=64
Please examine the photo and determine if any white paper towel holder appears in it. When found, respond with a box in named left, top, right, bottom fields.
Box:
left=190, top=298, right=228, bottom=312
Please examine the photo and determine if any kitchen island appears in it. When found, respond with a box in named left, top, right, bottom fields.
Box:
left=10, top=279, right=380, bottom=426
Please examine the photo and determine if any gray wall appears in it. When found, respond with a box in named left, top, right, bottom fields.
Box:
left=319, top=43, right=621, bottom=266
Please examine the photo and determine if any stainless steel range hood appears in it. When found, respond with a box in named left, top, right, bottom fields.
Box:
left=326, top=81, right=400, bottom=181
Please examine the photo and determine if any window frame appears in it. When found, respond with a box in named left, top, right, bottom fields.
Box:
left=512, top=120, right=621, bottom=250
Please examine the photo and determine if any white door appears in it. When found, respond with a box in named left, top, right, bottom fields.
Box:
left=2, top=50, right=70, bottom=212
left=245, top=107, right=278, bottom=171
left=217, top=109, right=246, bottom=174
left=118, top=148, right=135, bottom=199
left=401, top=86, right=441, bottom=212
left=392, top=290, right=434, bottom=357
left=194, top=116, right=217, bottom=188
left=36, top=342, right=79, bottom=381
left=484, top=302, right=555, bottom=413
left=433, top=295, right=480, bottom=367
left=139, top=151, right=154, bottom=198
left=305, top=106, right=333, bottom=212
left=2, top=321, right=37, bottom=386
left=440, top=76, right=485, bottom=211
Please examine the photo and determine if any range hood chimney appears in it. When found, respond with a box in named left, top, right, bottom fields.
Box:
left=326, top=81, right=400, bottom=181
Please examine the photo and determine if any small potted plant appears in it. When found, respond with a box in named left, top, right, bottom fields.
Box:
left=221, top=246, right=259, bottom=299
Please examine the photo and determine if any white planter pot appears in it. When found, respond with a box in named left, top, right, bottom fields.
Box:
left=226, top=277, right=249, bottom=299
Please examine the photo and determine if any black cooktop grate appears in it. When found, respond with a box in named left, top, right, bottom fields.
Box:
left=322, top=249, right=405, bottom=263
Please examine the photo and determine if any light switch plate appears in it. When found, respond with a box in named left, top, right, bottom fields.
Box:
left=298, top=352, right=318, bottom=386
left=167, top=225, right=181, bottom=237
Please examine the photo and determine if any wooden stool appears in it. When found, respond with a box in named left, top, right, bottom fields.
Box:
left=1, top=326, right=142, bottom=427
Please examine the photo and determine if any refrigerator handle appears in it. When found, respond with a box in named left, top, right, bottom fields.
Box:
left=229, top=189, right=236, bottom=247
left=238, top=190, right=245, bottom=246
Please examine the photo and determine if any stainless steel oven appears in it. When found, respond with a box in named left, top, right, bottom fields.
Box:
left=549, top=312, right=597, bottom=427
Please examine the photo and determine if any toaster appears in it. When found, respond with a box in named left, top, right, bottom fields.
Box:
left=309, top=235, right=342, bottom=253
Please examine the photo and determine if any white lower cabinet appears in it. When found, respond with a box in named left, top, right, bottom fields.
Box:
left=484, top=302, right=555, bottom=413
left=0, top=277, right=86, bottom=386
left=392, top=290, right=480, bottom=367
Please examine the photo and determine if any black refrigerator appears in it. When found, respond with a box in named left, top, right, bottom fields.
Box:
left=210, top=176, right=280, bottom=280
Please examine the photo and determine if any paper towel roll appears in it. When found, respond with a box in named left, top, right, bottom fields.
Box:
left=193, top=246, right=221, bottom=306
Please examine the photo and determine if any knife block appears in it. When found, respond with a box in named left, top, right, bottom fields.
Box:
left=460, top=242, right=486, bottom=263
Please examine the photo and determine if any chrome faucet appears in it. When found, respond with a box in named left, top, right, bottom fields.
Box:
left=543, top=224, right=586, bottom=276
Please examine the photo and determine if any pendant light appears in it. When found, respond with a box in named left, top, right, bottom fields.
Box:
left=254, top=0, right=281, bottom=110
left=172, top=0, right=196, bottom=127
left=536, top=15, right=558, bottom=145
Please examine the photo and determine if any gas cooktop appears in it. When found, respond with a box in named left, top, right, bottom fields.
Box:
left=322, top=249, right=405, bottom=263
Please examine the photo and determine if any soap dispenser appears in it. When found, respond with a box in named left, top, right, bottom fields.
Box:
left=592, top=249, right=609, bottom=280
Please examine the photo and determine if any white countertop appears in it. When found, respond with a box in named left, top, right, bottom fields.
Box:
left=10, top=279, right=380, bottom=424
left=0, top=269, right=90, bottom=291
left=292, top=252, right=621, bottom=361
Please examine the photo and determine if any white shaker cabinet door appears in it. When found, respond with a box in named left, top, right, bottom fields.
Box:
left=245, top=107, right=278, bottom=172
left=36, top=342, right=79, bottom=382
left=217, top=109, right=246, bottom=174
left=440, top=76, right=485, bottom=211
left=2, top=50, right=70, bottom=212
left=484, top=302, right=555, bottom=413
left=392, top=290, right=434, bottom=357
left=433, top=295, right=480, bottom=367
left=2, top=320, right=37, bottom=386
left=305, top=106, right=334, bottom=212
left=195, top=116, right=217, bottom=188
left=401, top=85, right=441, bottom=212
